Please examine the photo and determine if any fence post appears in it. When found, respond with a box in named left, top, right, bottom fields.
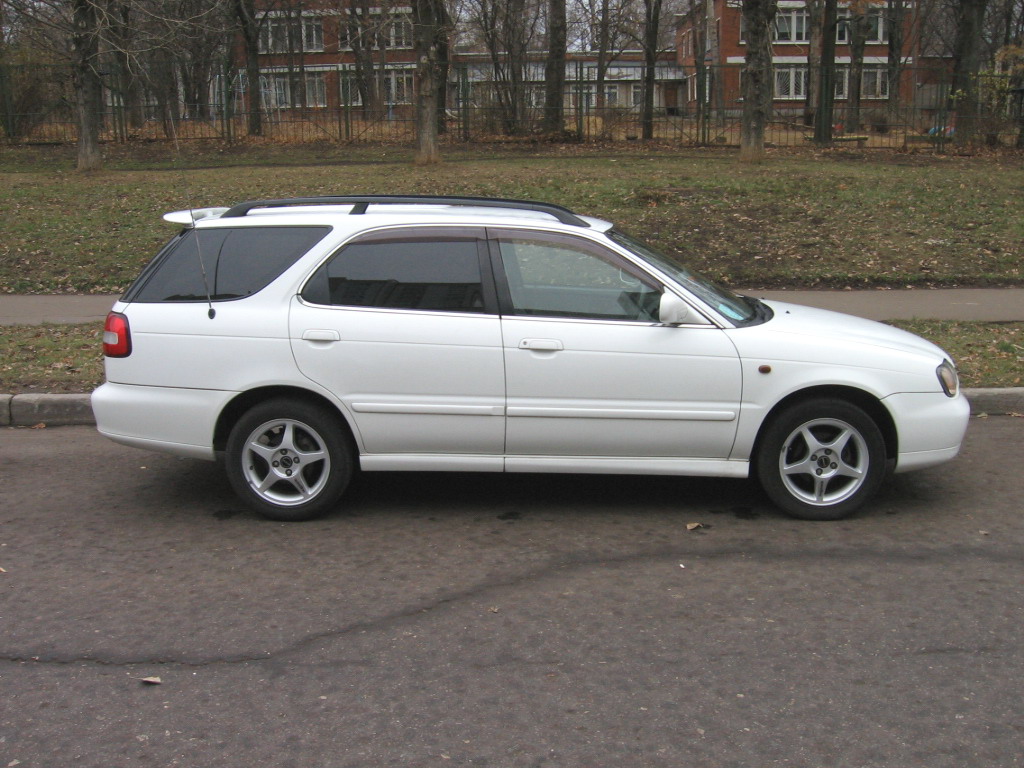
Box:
left=460, top=65, right=470, bottom=142
left=575, top=60, right=584, bottom=138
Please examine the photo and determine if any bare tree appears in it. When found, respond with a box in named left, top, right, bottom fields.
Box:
left=884, top=0, right=907, bottom=125
left=639, top=0, right=662, bottom=139
left=804, top=0, right=823, bottom=126
left=464, top=0, right=539, bottom=134
left=951, top=0, right=990, bottom=142
left=337, top=0, right=382, bottom=117
left=576, top=0, right=636, bottom=137
left=846, top=2, right=872, bottom=131
left=232, top=0, right=264, bottom=135
left=542, top=0, right=566, bottom=133
left=739, top=0, right=777, bottom=161
left=413, top=0, right=450, bottom=162
left=813, top=0, right=838, bottom=143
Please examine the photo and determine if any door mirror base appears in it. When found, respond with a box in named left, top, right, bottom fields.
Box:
left=659, top=292, right=691, bottom=325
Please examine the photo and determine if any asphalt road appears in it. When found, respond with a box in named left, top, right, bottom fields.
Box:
left=2, top=419, right=1023, bottom=768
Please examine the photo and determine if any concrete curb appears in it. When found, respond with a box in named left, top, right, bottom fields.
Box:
left=2, top=389, right=1022, bottom=428
left=3, top=393, right=96, bottom=427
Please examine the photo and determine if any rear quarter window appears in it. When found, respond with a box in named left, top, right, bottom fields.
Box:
left=126, top=226, right=330, bottom=302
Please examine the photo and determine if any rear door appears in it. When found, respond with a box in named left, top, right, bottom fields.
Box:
left=290, top=226, right=506, bottom=457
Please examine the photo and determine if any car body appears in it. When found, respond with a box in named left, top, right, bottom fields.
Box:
left=93, top=196, right=970, bottom=521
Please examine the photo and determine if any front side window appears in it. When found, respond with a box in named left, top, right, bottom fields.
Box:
left=606, top=230, right=758, bottom=325
left=129, top=226, right=330, bottom=303
left=497, top=234, right=661, bottom=322
left=302, top=230, right=486, bottom=313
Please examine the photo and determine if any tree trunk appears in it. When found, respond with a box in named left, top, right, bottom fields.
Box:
left=813, top=0, right=837, bottom=144
left=951, top=0, right=989, bottom=145
left=413, top=0, right=447, bottom=164
left=234, top=0, right=263, bottom=136
left=71, top=0, right=102, bottom=170
left=885, top=0, right=906, bottom=126
left=641, top=0, right=662, bottom=140
left=740, top=0, right=778, bottom=162
left=804, top=0, right=824, bottom=126
left=847, top=10, right=869, bottom=132
left=594, top=0, right=611, bottom=138
left=542, top=0, right=566, bottom=134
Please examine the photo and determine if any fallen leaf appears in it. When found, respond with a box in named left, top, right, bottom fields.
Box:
left=686, top=523, right=706, bottom=531
left=29, top=423, right=46, bottom=429
left=138, top=676, right=162, bottom=685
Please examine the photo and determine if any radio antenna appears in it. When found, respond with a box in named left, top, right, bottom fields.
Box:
left=168, top=118, right=216, bottom=320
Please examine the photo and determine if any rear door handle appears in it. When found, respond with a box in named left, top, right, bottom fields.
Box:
left=302, top=329, right=341, bottom=342
left=519, top=338, right=563, bottom=351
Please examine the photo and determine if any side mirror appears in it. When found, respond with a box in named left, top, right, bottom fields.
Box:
left=658, top=292, right=691, bottom=325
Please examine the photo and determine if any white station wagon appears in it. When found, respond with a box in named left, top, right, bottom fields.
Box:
left=93, top=196, right=970, bottom=521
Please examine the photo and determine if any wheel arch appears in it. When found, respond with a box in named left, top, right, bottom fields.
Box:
left=753, top=385, right=898, bottom=466
left=213, top=386, right=358, bottom=454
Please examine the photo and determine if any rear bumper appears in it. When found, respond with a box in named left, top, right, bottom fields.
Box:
left=92, top=382, right=235, bottom=461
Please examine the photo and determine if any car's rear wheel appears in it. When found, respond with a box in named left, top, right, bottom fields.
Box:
left=756, top=398, right=886, bottom=521
left=225, top=399, right=353, bottom=521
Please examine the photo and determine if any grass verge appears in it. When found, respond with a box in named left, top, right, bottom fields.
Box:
left=2, top=320, right=1020, bottom=395
left=1, top=146, right=1022, bottom=294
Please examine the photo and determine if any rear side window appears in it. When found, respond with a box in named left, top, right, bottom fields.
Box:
left=301, top=229, right=487, bottom=313
left=128, top=226, right=330, bottom=302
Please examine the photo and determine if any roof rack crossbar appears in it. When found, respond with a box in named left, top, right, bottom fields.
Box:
left=220, top=195, right=591, bottom=228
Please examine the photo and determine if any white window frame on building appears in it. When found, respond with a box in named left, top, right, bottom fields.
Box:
left=339, top=11, right=413, bottom=51
left=305, top=72, right=327, bottom=107
left=774, top=64, right=809, bottom=99
left=773, top=8, right=809, bottom=43
left=384, top=14, right=413, bottom=49
left=339, top=72, right=363, bottom=107
left=385, top=69, right=414, bottom=105
left=836, top=8, right=889, bottom=44
left=833, top=64, right=890, bottom=100
left=260, top=71, right=328, bottom=109
left=258, top=15, right=324, bottom=54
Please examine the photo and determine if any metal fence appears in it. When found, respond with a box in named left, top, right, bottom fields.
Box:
left=3, top=64, right=1022, bottom=149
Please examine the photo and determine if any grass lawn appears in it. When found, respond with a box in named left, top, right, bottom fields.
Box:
left=1, top=144, right=1022, bottom=294
left=2, top=320, right=1020, bottom=394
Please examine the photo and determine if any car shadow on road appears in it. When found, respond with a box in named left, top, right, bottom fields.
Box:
left=127, top=453, right=953, bottom=526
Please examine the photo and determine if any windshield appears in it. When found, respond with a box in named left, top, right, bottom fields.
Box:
left=607, top=230, right=758, bottom=325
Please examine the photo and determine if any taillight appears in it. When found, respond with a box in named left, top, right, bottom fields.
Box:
left=103, top=312, right=132, bottom=358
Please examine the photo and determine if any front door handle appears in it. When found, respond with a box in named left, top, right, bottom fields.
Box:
left=519, top=338, right=563, bottom=351
left=302, top=329, right=341, bottom=342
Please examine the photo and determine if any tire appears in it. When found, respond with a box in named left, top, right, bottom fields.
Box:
left=225, top=398, right=353, bottom=522
left=755, top=398, right=887, bottom=521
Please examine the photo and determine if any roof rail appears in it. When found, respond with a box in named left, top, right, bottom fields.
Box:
left=220, top=195, right=591, bottom=228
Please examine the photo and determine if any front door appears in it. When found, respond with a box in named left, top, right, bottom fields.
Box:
left=491, top=229, right=742, bottom=459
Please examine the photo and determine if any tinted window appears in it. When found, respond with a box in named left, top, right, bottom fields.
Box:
left=302, top=235, right=485, bottom=312
left=130, top=226, right=330, bottom=302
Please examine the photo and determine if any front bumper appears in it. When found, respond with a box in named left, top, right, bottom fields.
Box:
left=885, top=391, right=971, bottom=473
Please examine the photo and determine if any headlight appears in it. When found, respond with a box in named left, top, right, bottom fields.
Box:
left=936, top=360, right=959, bottom=397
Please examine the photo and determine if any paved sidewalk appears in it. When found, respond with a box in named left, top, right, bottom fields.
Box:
left=2, top=288, right=1023, bottom=325
left=2, top=289, right=1023, bottom=426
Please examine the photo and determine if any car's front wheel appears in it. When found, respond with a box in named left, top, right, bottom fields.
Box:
left=225, top=399, right=353, bottom=521
left=756, top=399, right=887, bottom=521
